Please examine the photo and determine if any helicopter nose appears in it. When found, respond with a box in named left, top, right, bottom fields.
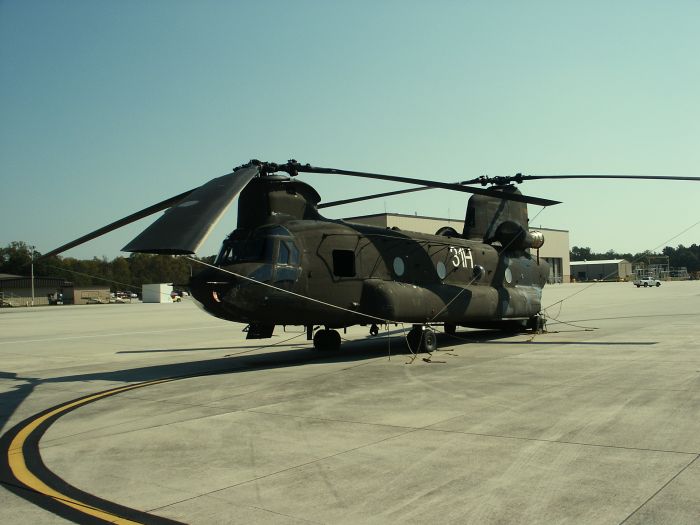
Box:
left=188, top=263, right=273, bottom=322
left=189, top=268, right=237, bottom=312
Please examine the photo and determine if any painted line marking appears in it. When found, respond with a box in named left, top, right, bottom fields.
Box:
left=7, top=379, right=174, bottom=524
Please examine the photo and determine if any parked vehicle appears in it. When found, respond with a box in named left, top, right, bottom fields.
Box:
left=633, top=277, right=661, bottom=288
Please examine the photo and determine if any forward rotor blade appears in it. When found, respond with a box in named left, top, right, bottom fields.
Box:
left=319, top=186, right=430, bottom=209
left=296, top=165, right=559, bottom=206
left=40, top=189, right=195, bottom=259
left=123, top=164, right=260, bottom=254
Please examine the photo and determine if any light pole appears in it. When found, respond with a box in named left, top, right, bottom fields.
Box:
left=30, top=245, right=35, bottom=307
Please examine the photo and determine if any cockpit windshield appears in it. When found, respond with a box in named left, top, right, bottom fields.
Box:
left=215, top=226, right=298, bottom=266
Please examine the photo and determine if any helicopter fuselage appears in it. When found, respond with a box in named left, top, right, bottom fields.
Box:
left=190, top=217, right=549, bottom=330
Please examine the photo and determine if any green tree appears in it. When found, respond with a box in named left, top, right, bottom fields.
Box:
left=0, top=241, right=34, bottom=275
left=570, top=246, right=592, bottom=261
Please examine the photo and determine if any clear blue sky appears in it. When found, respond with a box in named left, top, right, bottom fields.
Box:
left=2, top=0, right=699, bottom=259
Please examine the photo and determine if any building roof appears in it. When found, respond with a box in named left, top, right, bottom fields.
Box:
left=570, top=259, right=629, bottom=265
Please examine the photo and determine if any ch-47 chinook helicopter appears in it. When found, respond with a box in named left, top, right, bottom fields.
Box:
left=43, top=160, right=700, bottom=352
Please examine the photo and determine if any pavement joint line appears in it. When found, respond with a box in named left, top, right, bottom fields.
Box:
left=241, top=408, right=419, bottom=431
left=146, top=493, right=322, bottom=524
left=618, top=454, right=700, bottom=525
left=12, top=356, right=389, bottom=448
left=147, top=425, right=425, bottom=513
left=34, top=359, right=402, bottom=447
left=37, top=407, right=245, bottom=449
left=154, top=397, right=659, bottom=516
left=245, top=503, right=323, bottom=524
left=422, top=427, right=700, bottom=456
left=39, top=405, right=238, bottom=447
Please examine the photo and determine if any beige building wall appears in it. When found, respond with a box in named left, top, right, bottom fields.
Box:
left=344, top=213, right=571, bottom=283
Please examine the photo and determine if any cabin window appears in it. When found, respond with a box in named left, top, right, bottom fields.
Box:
left=332, top=250, right=355, bottom=277
left=276, top=241, right=300, bottom=267
left=277, top=241, right=290, bottom=265
left=274, top=241, right=301, bottom=283
left=287, top=242, right=300, bottom=265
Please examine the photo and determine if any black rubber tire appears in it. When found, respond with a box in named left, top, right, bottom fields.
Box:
left=422, top=330, right=438, bottom=352
left=406, top=329, right=422, bottom=352
left=313, top=329, right=341, bottom=351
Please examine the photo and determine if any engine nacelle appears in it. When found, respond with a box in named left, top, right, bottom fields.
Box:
left=492, top=221, right=545, bottom=251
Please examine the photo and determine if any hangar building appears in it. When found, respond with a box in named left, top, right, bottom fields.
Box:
left=343, top=213, right=571, bottom=283
left=0, top=274, right=110, bottom=306
left=569, top=259, right=633, bottom=282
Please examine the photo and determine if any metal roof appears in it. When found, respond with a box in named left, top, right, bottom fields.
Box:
left=570, top=259, right=629, bottom=265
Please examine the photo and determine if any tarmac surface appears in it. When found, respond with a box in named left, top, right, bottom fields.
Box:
left=1, top=281, right=699, bottom=524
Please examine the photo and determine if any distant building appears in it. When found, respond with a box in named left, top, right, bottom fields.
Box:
left=0, top=274, right=72, bottom=306
left=570, top=259, right=633, bottom=282
left=64, top=286, right=111, bottom=305
left=0, top=274, right=115, bottom=306
left=343, top=212, right=571, bottom=283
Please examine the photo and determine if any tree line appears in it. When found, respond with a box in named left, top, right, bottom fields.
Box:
left=1, top=241, right=215, bottom=291
left=570, top=244, right=700, bottom=272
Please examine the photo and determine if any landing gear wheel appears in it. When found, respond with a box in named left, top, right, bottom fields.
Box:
left=406, top=326, right=438, bottom=353
left=422, top=329, right=437, bottom=352
left=527, top=314, right=546, bottom=334
left=313, top=329, right=341, bottom=351
left=444, top=323, right=457, bottom=336
left=369, top=324, right=379, bottom=336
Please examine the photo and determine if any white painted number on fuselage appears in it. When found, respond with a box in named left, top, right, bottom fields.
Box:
left=449, top=247, right=473, bottom=269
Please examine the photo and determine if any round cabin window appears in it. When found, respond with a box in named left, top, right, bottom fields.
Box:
left=436, top=261, right=447, bottom=280
left=393, top=257, right=405, bottom=277
left=504, top=267, right=513, bottom=284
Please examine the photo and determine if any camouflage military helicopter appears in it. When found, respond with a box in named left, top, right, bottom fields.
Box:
left=43, top=160, right=699, bottom=352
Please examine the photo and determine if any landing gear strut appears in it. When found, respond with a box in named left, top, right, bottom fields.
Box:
left=527, top=314, right=546, bottom=334
left=313, top=329, right=341, bottom=351
left=406, top=325, right=437, bottom=353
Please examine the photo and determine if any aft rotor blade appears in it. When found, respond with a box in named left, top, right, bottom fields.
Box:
left=123, top=164, right=260, bottom=254
left=296, top=165, right=560, bottom=206
left=318, top=176, right=484, bottom=209
left=521, top=174, right=700, bottom=182
left=40, top=189, right=195, bottom=259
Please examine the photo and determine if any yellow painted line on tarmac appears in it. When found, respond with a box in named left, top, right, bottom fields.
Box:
left=7, top=379, right=174, bottom=524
